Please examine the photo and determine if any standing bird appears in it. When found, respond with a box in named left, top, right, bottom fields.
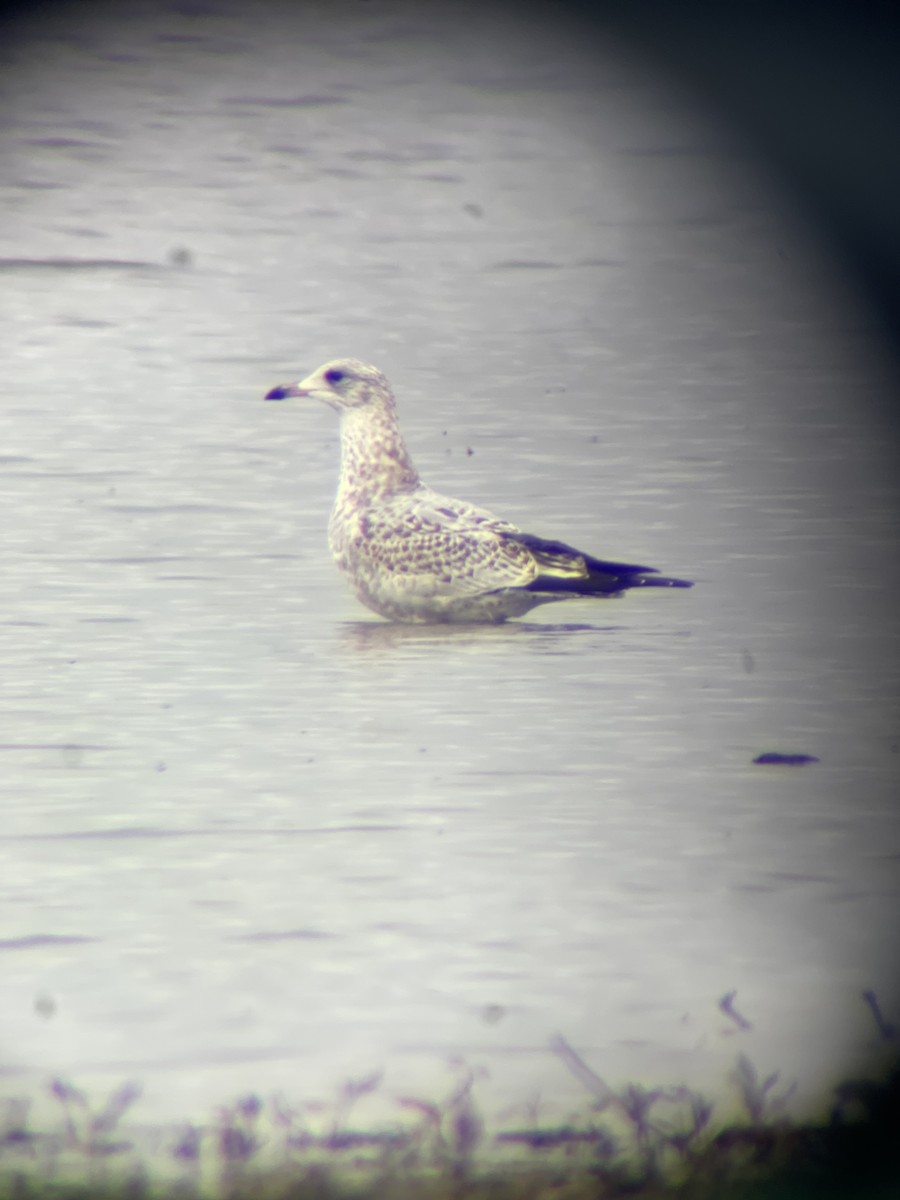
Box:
left=264, top=359, right=692, bottom=624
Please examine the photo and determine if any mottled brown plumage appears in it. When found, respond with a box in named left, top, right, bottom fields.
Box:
left=264, top=359, right=692, bottom=623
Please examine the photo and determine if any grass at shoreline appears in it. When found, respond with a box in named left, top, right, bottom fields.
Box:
left=2, top=1020, right=898, bottom=1199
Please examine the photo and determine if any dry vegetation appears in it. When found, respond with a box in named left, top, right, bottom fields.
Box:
left=1, top=997, right=897, bottom=1200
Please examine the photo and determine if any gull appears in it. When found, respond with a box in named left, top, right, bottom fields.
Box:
left=264, top=359, right=692, bottom=624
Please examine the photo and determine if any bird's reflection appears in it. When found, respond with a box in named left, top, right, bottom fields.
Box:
left=336, top=618, right=621, bottom=656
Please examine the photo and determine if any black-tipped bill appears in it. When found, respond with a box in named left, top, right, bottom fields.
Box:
left=264, top=383, right=293, bottom=401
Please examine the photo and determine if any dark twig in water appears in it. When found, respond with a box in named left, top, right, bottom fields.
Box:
left=330, top=1070, right=383, bottom=1143
left=90, top=1081, right=142, bottom=1136
left=659, top=1089, right=715, bottom=1160
left=752, top=752, right=819, bottom=766
left=49, top=1078, right=88, bottom=1148
left=444, top=1062, right=486, bottom=1179
left=549, top=1035, right=616, bottom=1108
left=48, top=1077, right=139, bottom=1156
left=862, top=989, right=897, bottom=1040
left=550, top=1036, right=714, bottom=1179
left=732, top=1055, right=796, bottom=1123
left=719, top=990, right=753, bottom=1031
left=495, top=1125, right=617, bottom=1155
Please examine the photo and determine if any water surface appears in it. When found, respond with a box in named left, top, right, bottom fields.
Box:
left=1, top=0, right=898, bottom=1136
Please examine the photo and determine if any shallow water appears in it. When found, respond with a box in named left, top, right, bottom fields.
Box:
left=1, top=0, right=899, bottom=1139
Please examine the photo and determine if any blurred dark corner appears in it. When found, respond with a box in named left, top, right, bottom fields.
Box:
left=2, top=0, right=899, bottom=395
left=580, top=0, right=900, bottom=385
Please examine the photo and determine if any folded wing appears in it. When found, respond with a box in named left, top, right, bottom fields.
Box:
left=508, top=531, right=693, bottom=595
left=343, top=495, right=691, bottom=600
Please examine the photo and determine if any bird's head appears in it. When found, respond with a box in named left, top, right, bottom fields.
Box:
left=264, top=358, right=393, bottom=412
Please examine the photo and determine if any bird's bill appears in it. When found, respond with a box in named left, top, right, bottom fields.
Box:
left=263, top=365, right=328, bottom=401
left=264, top=380, right=311, bottom=401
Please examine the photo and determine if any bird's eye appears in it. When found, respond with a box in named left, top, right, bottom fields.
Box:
left=324, top=368, right=345, bottom=385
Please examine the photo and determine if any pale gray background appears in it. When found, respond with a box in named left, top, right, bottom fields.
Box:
left=1, top=0, right=898, bottom=1136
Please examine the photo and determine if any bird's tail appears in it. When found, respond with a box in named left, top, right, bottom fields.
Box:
left=511, top=532, right=693, bottom=596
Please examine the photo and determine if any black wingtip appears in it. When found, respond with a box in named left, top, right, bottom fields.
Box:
left=633, top=575, right=693, bottom=589
left=264, top=384, right=289, bottom=401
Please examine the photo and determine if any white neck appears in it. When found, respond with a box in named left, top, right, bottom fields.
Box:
left=336, top=402, right=420, bottom=507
